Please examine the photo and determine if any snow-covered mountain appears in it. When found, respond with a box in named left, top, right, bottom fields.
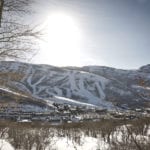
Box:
left=0, top=61, right=150, bottom=110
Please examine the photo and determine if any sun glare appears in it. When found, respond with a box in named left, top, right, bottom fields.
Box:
left=39, top=12, right=82, bottom=66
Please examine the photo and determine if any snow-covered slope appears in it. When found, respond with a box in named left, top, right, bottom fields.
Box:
left=0, top=61, right=150, bottom=109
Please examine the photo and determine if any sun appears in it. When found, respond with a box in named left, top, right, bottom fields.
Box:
left=39, top=12, right=82, bottom=66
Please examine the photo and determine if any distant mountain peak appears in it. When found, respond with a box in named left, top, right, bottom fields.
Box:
left=139, top=64, right=150, bottom=73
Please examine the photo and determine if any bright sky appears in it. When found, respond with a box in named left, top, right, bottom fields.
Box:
left=31, top=0, right=150, bottom=69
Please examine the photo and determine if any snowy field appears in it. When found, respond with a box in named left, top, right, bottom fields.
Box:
left=0, top=137, right=108, bottom=150
left=0, top=118, right=150, bottom=150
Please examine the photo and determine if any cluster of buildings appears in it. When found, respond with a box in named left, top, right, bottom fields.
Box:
left=0, top=102, right=150, bottom=124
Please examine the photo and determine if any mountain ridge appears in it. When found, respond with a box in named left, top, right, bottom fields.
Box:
left=0, top=61, right=150, bottom=110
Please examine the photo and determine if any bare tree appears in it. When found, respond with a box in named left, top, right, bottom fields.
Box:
left=0, top=0, right=40, bottom=60
left=0, top=0, right=4, bottom=26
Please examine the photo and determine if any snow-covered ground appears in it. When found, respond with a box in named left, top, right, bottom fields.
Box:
left=0, top=124, right=149, bottom=150
left=0, top=140, right=14, bottom=150
left=0, top=137, right=108, bottom=150
left=52, top=136, right=108, bottom=150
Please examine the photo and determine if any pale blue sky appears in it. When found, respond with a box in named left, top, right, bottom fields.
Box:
left=32, top=0, right=150, bottom=69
